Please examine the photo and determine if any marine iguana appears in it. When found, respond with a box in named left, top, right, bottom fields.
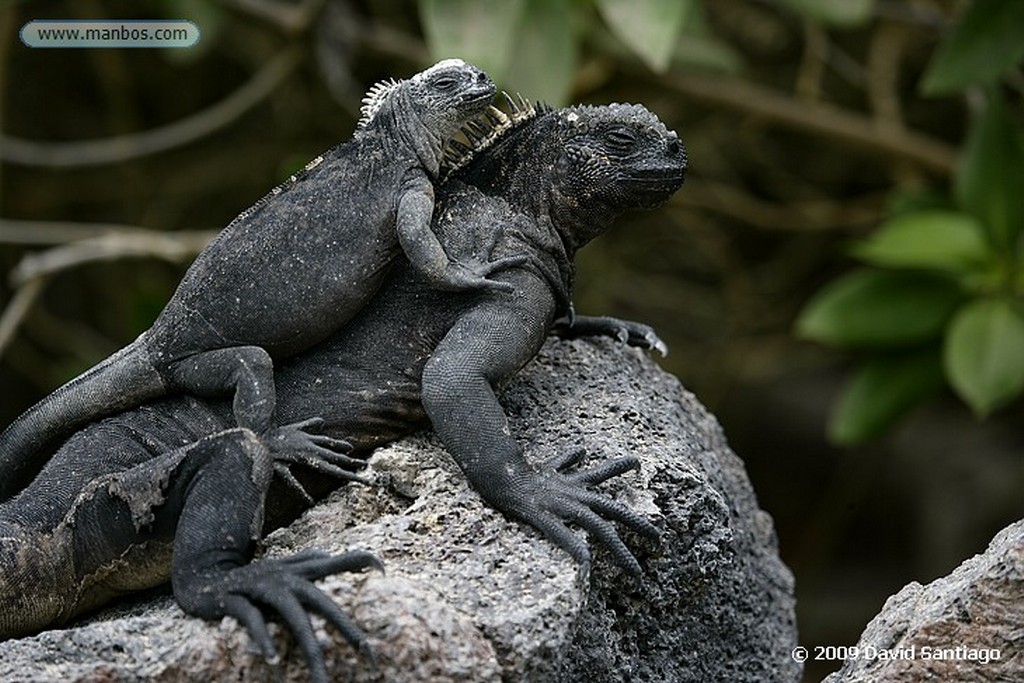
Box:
left=0, top=58, right=521, bottom=498
left=0, top=98, right=686, bottom=680
left=383, top=97, right=686, bottom=574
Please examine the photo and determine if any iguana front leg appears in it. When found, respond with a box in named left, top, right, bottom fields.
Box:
left=420, top=290, right=659, bottom=575
left=396, top=171, right=524, bottom=292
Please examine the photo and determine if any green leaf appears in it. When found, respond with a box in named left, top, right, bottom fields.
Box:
left=797, top=270, right=964, bottom=348
left=671, top=33, right=743, bottom=74
left=852, top=210, right=991, bottom=274
left=944, top=297, right=1024, bottom=416
left=501, top=0, right=576, bottom=105
left=955, top=92, right=1024, bottom=253
left=669, top=4, right=743, bottom=74
left=596, top=0, right=689, bottom=72
left=884, top=190, right=954, bottom=217
left=776, top=0, right=874, bottom=26
left=828, top=349, right=945, bottom=445
left=921, top=0, right=1024, bottom=95
left=419, top=0, right=526, bottom=80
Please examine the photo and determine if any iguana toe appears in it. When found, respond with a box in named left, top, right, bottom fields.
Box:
left=177, top=549, right=381, bottom=682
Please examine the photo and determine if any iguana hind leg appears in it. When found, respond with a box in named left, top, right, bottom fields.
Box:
left=164, top=346, right=276, bottom=434
left=169, top=426, right=379, bottom=683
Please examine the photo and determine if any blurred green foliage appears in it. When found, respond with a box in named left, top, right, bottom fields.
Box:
left=920, top=0, right=1024, bottom=95
left=797, top=3, right=1024, bottom=442
left=419, top=0, right=742, bottom=103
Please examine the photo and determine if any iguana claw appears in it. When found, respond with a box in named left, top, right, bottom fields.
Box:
left=551, top=314, right=668, bottom=356
left=180, top=549, right=382, bottom=683
left=493, top=450, right=659, bottom=577
left=437, top=255, right=529, bottom=294
left=266, top=419, right=369, bottom=501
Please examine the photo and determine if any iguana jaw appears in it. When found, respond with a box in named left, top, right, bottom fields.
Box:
left=620, top=157, right=687, bottom=209
left=458, top=84, right=496, bottom=110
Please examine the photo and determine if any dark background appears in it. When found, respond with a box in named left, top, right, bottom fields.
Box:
left=1, top=2, right=1021, bottom=681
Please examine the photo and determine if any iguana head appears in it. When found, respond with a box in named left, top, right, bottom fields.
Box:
left=446, top=99, right=687, bottom=250
left=358, top=59, right=496, bottom=142
left=551, top=103, right=687, bottom=214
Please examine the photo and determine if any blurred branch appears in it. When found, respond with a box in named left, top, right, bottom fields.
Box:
left=867, top=22, right=907, bottom=132
left=0, top=278, right=43, bottom=358
left=0, top=223, right=214, bottom=358
left=224, top=0, right=327, bottom=34
left=664, top=71, right=957, bottom=176
left=0, top=48, right=302, bottom=168
left=5, top=227, right=214, bottom=286
left=678, top=180, right=882, bottom=232
left=0, top=220, right=199, bottom=245
left=796, top=21, right=828, bottom=102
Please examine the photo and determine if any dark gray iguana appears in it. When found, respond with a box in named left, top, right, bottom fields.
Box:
left=0, top=58, right=519, bottom=498
left=0, top=99, right=686, bottom=681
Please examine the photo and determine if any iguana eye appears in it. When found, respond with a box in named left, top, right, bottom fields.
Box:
left=606, top=128, right=638, bottom=149
left=433, top=76, right=458, bottom=91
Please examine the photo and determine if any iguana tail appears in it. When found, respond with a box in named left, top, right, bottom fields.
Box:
left=0, top=338, right=166, bottom=499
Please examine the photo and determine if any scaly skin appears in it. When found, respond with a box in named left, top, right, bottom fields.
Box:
left=0, top=59, right=510, bottom=498
left=0, top=100, right=686, bottom=681
left=271, top=100, right=686, bottom=573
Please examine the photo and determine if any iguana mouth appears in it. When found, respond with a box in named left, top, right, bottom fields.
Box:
left=627, top=168, right=686, bottom=208
left=461, top=84, right=497, bottom=107
left=631, top=167, right=686, bottom=190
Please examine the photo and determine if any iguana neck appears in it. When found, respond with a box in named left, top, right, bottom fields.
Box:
left=537, top=209, right=577, bottom=317
left=512, top=181, right=614, bottom=317
left=388, top=93, right=445, bottom=177
left=513, top=169, right=618, bottom=256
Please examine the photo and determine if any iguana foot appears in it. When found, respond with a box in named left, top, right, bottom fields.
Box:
left=494, top=449, right=660, bottom=577
left=178, top=549, right=383, bottom=683
left=266, top=418, right=369, bottom=502
left=552, top=314, right=668, bottom=356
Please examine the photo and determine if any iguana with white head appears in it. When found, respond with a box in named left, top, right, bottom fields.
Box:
left=0, top=59, right=517, bottom=497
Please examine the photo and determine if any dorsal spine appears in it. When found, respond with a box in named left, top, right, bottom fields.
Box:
left=440, top=93, right=550, bottom=179
left=357, top=78, right=402, bottom=130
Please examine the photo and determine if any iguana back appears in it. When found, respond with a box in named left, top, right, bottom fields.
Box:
left=0, top=59, right=502, bottom=497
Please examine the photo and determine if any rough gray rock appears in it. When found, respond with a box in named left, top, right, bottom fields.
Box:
left=823, top=518, right=1024, bottom=683
left=0, top=338, right=799, bottom=682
